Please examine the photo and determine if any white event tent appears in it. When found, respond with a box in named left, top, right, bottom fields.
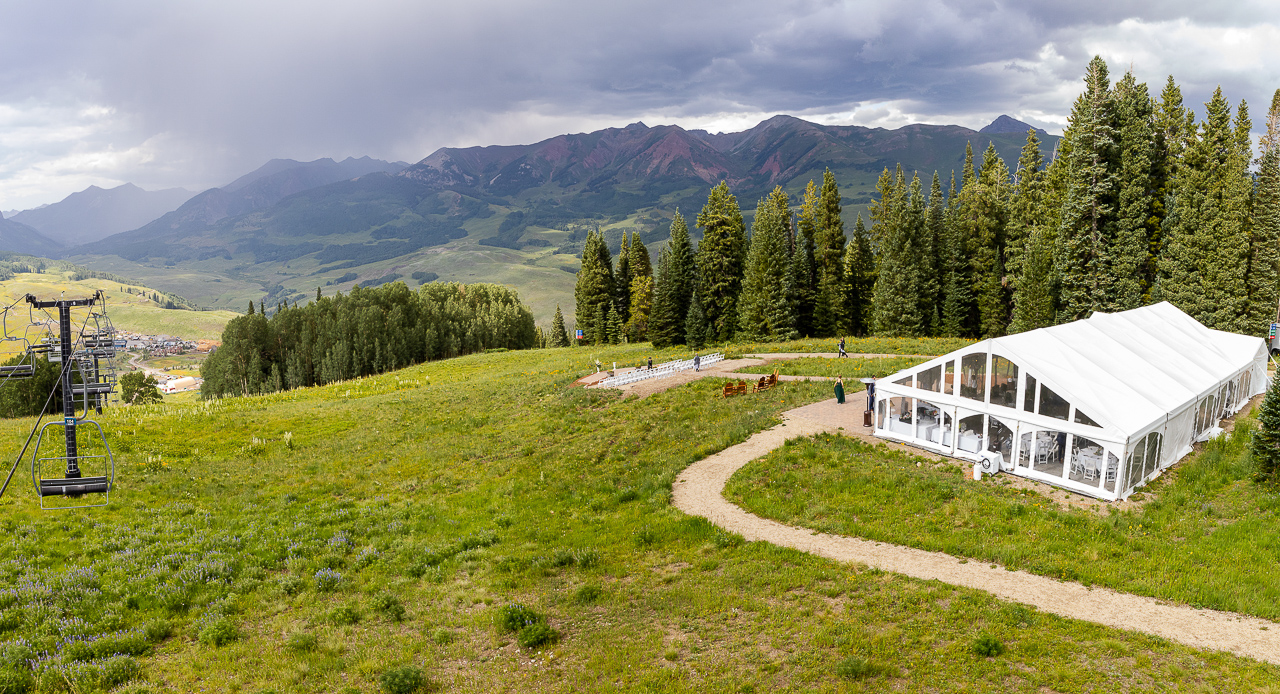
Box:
left=872, top=302, right=1268, bottom=501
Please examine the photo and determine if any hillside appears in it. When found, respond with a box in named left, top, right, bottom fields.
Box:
left=0, top=213, right=62, bottom=257
left=0, top=258, right=239, bottom=342
left=9, top=183, right=194, bottom=247
left=0, top=344, right=1273, bottom=691
left=67, top=117, right=1056, bottom=323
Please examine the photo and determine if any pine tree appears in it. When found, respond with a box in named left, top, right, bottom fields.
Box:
left=593, top=302, right=608, bottom=346
left=574, top=229, right=615, bottom=343
left=1111, top=71, right=1158, bottom=310
left=550, top=305, right=570, bottom=347
left=629, top=233, right=653, bottom=281
left=606, top=304, right=623, bottom=344
left=649, top=248, right=678, bottom=348
left=813, top=169, right=847, bottom=336
left=963, top=144, right=1011, bottom=337
left=789, top=181, right=819, bottom=337
left=939, top=173, right=973, bottom=337
left=695, top=183, right=747, bottom=341
left=248, top=301, right=255, bottom=315
left=685, top=288, right=708, bottom=349
left=871, top=167, right=925, bottom=336
left=1010, top=226, right=1057, bottom=333
left=1249, top=89, right=1280, bottom=334
left=739, top=187, right=794, bottom=340
left=1252, top=363, right=1280, bottom=484
left=843, top=214, right=875, bottom=336
left=615, top=231, right=633, bottom=325
left=1057, top=56, right=1118, bottom=322
left=922, top=172, right=946, bottom=333
left=1006, top=129, right=1046, bottom=289
left=661, top=211, right=697, bottom=344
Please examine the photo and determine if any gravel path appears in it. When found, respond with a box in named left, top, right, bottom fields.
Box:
left=672, top=400, right=1280, bottom=665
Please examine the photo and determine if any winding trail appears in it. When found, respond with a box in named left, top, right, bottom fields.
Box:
left=672, top=398, right=1280, bottom=665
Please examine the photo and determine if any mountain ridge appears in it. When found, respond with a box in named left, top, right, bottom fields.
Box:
left=10, top=183, right=195, bottom=247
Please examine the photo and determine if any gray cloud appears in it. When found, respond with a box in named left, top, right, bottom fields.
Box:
left=3, top=0, right=1280, bottom=209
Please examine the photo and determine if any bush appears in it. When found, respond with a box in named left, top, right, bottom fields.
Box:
left=835, top=656, right=890, bottom=680
left=0, top=668, right=33, bottom=694
left=972, top=633, right=1005, bottom=657
left=573, top=585, right=603, bottom=605
left=371, top=593, right=407, bottom=622
left=284, top=631, right=318, bottom=653
left=314, top=568, right=343, bottom=592
left=516, top=623, right=557, bottom=649
left=496, top=603, right=542, bottom=632
left=379, top=665, right=425, bottom=694
left=329, top=604, right=360, bottom=626
left=278, top=576, right=306, bottom=596
left=198, top=616, right=239, bottom=647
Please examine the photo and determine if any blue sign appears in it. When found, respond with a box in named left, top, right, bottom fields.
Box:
left=576, top=330, right=583, bottom=339
left=64, top=416, right=75, bottom=427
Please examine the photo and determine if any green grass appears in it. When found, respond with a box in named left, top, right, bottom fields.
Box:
left=727, top=336, right=973, bottom=357
left=139, top=353, right=207, bottom=377
left=727, top=423, right=1280, bottom=621
left=734, top=356, right=929, bottom=379
left=0, top=344, right=1277, bottom=691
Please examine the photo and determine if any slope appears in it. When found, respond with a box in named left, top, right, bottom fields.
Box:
left=9, top=183, right=195, bottom=247
left=0, top=213, right=62, bottom=257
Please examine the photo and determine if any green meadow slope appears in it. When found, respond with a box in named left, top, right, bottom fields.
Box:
left=0, top=345, right=1275, bottom=692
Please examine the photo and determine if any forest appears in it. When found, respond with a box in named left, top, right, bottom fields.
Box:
left=573, top=57, right=1280, bottom=346
left=200, top=281, right=536, bottom=397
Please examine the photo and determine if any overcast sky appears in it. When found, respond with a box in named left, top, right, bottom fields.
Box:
left=3, top=0, right=1280, bottom=211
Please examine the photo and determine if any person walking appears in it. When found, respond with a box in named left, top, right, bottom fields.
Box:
left=838, top=337, right=848, bottom=358
left=694, top=353, right=701, bottom=372
left=834, top=376, right=845, bottom=404
left=647, top=356, right=653, bottom=370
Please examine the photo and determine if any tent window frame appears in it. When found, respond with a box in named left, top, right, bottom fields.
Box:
left=990, top=355, right=1019, bottom=410
left=960, top=353, right=987, bottom=402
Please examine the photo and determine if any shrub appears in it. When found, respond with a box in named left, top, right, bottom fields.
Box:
left=496, top=603, right=541, bottom=632
left=371, top=594, right=406, bottom=622
left=329, top=604, right=360, bottom=626
left=198, top=616, right=238, bottom=647
left=835, top=656, right=889, bottom=680
left=379, top=665, right=425, bottom=694
left=314, top=568, right=343, bottom=592
left=0, top=610, right=21, bottom=633
left=284, top=631, right=318, bottom=653
left=516, top=623, right=557, bottom=649
left=0, top=668, right=33, bottom=694
left=573, top=585, right=603, bottom=605
left=431, top=628, right=454, bottom=645
left=279, top=576, right=306, bottom=596
left=972, top=633, right=1005, bottom=657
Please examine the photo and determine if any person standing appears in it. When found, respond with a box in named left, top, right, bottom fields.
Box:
left=867, top=376, right=876, bottom=411
left=838, top=337, right=848, bottom=358
left=647, top=356, right=653, bottom=370
left=694, top=353, right=701, bottom=372
left=834, top=376, right=845, bottom=404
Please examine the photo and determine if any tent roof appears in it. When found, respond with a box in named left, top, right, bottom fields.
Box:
left=895, top=302, right=1265, bottom=437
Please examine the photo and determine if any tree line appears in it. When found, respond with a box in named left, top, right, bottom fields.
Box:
left=201, top=281, right=536, bottom=397
left=572, top=57, right=1280, bottom=343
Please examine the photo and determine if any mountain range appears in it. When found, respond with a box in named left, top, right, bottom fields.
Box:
left=9, top=183, right=194, bottom=247
left=32, top=115, right=1054, bottom=324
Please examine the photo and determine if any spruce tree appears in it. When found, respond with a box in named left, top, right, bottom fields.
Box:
left=939, top=172, right=974, bottom=337
left=739, top=187, right=794, bottom=340
left=964, top=144, right=1011, bottom=337
left=789, top=181, right=820, bottom=336
left=665, top=211, right=697, bottom=342
left=843, top=214, right=875, bottom=336
left=1006, top=129, right=1046, bottom=290
left=1057, top=56, right=1118, bottom=322
left=695, top=183, right=747, bottom=341
left=922, top=172, right=946, bottom=333
left=593, top=302, right=608, bottom=345
left=550, top=305, right=570, bottom=347
left=648, top=248, right=678, bottom=348
left=615, top=231, right=633, bottom=325
left=1252, top=363, right=1280, bottom=484
left=606, top=304, right=623, bottom=344
left=871, top=167, right=924, bottom=336
left=813, top=169, right=847, bottom=336
left=629, top=233, right=653, bottom=281
left=574, top=229, right=615, bottom=343
left=627, top=274, right=654, bottom=342
left=685, top=288, right=708, bottom=349
left=1111, top=71, right=1158, bottom=310
left=1249, top=89, right=1280, bottom=334
left=1010, top=226, right=1057, bottom=333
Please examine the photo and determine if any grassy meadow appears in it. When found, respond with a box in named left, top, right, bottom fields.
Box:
left=727, top=423, right=1280, bottom=622
left=726, top=336, right=973, bottom=358
left=0, top=270, right=238, bottom=342
left=0, top=344, right=1277, bottom=692
left=733, top=356, right=929, bottom=380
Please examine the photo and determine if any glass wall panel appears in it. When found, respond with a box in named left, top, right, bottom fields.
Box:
left=1032, top=430, right=1067, bottom=477
left=1039, top=385, right=1070, bottom=421
left=990, top=356, right=1019, bottom=409
left=1103, top=451, right=1119, bottom=493
left=1018, top=432, right=1033, bottom=468
left=987, top=416, right=1014, bottom=466
left=960, top=353, right=987, bottom=401
left=1144, top=431, right=1162, bottom=477
left=1074, top=409, right=1101, bottom=427
left=1125, top=438, right=1147, bottom=492
left=877, top=399, right=886, bottom=429
left=944, top=361, right=955, bottom=395
left=894, top=375, right=911, bottom=387
left=1069, top=435, right=1105, bottom=487
left=917, top=365, right=942, bottom=393
left=1024, top=375, right=1037, bottom=412
left=957, top=414, right=985, bottom=453
left=915, top=400, right=952, bottom=446
left=886, top=397, right=912, bottom=436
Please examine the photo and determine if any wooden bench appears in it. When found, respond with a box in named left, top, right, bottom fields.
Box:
left=722, top=380, right=750, bottom=397
left=752, top=369, right=779, bottom=393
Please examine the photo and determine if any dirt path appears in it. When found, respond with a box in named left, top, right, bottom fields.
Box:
left=672, top=399, right=1280, bottom=665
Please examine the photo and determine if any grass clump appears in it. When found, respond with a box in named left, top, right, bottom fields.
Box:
left=329, top=604, right=361, bottom=626
left=516, top=622, right=557, bottom=649
left=573, top=585, right=603, bottom=605
left=314, top=568, right=343, bottom=592
left=835, top=655, right=891, bottom=680
left=371, top=593, right=407, bottom=622
left=197, top=616, right=238, bottom=647
left=379, top=665, right=426, bottom=694
left=431, top=628, right=454, bottom=645
left=496, top=603, right=542, bottom=632
left=284, top=630, right=318, bottom=653
left=972, top=633, right=1006, bottom=657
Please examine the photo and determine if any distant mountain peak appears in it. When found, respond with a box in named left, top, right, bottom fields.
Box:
left=979, top=115, right=1047, bottom=136
left=624, top=121, right=648, bottom=130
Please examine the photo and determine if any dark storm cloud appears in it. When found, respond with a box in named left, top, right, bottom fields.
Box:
left=2, top=0, right=1279, bottom=209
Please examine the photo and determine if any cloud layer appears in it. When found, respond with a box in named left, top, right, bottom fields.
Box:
left=3, top=0, right=1280, bottom=210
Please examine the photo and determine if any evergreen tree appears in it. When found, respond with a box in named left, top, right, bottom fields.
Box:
left=695, top=183, right=747, bottom=341
left=1249, top=89, right=1280, bottom=334
left=685, top=288, right=708, bottom=349
left=593, top=302, right=608, bottom=345
left=1010, top=226, right=1057, bottom=333
left=1252, top=363, right=1280, bottom=484
left=627, top=274, right=654, bottom=342
left=574, top=229, right=615, bottom=343
left=248, top=301, right=255, bottom=315
left=739, top=187, right=794, bottom=340
left=871, top=167, right=925, bottom=336
left=922, top=172, right=946, bottom=333
left=615, top=231, right=633, bottom=325
left=649, top=248, right=676, bottom=348
left=1006, top=129, right=1046, bottom=289
left=843, top=214, right=875, bottom=336
left=789, top=180, right=820, bottom=336
left=606, top=304, right=623, bottom=344
left=939, top=173, right=974, bottom=337
left=962, top=144, right=1011, bottom=337
left=1111, top=71, right=1158, bottom=310
left=1057, top=56, right=1118, bottom=322
left=550, top=305, right=570, bottom=347
left=629, top=233, right=653, bottom=281
left=813, top=169, right=847, bottom=336
left=652, top=211, right=697, bottom=346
